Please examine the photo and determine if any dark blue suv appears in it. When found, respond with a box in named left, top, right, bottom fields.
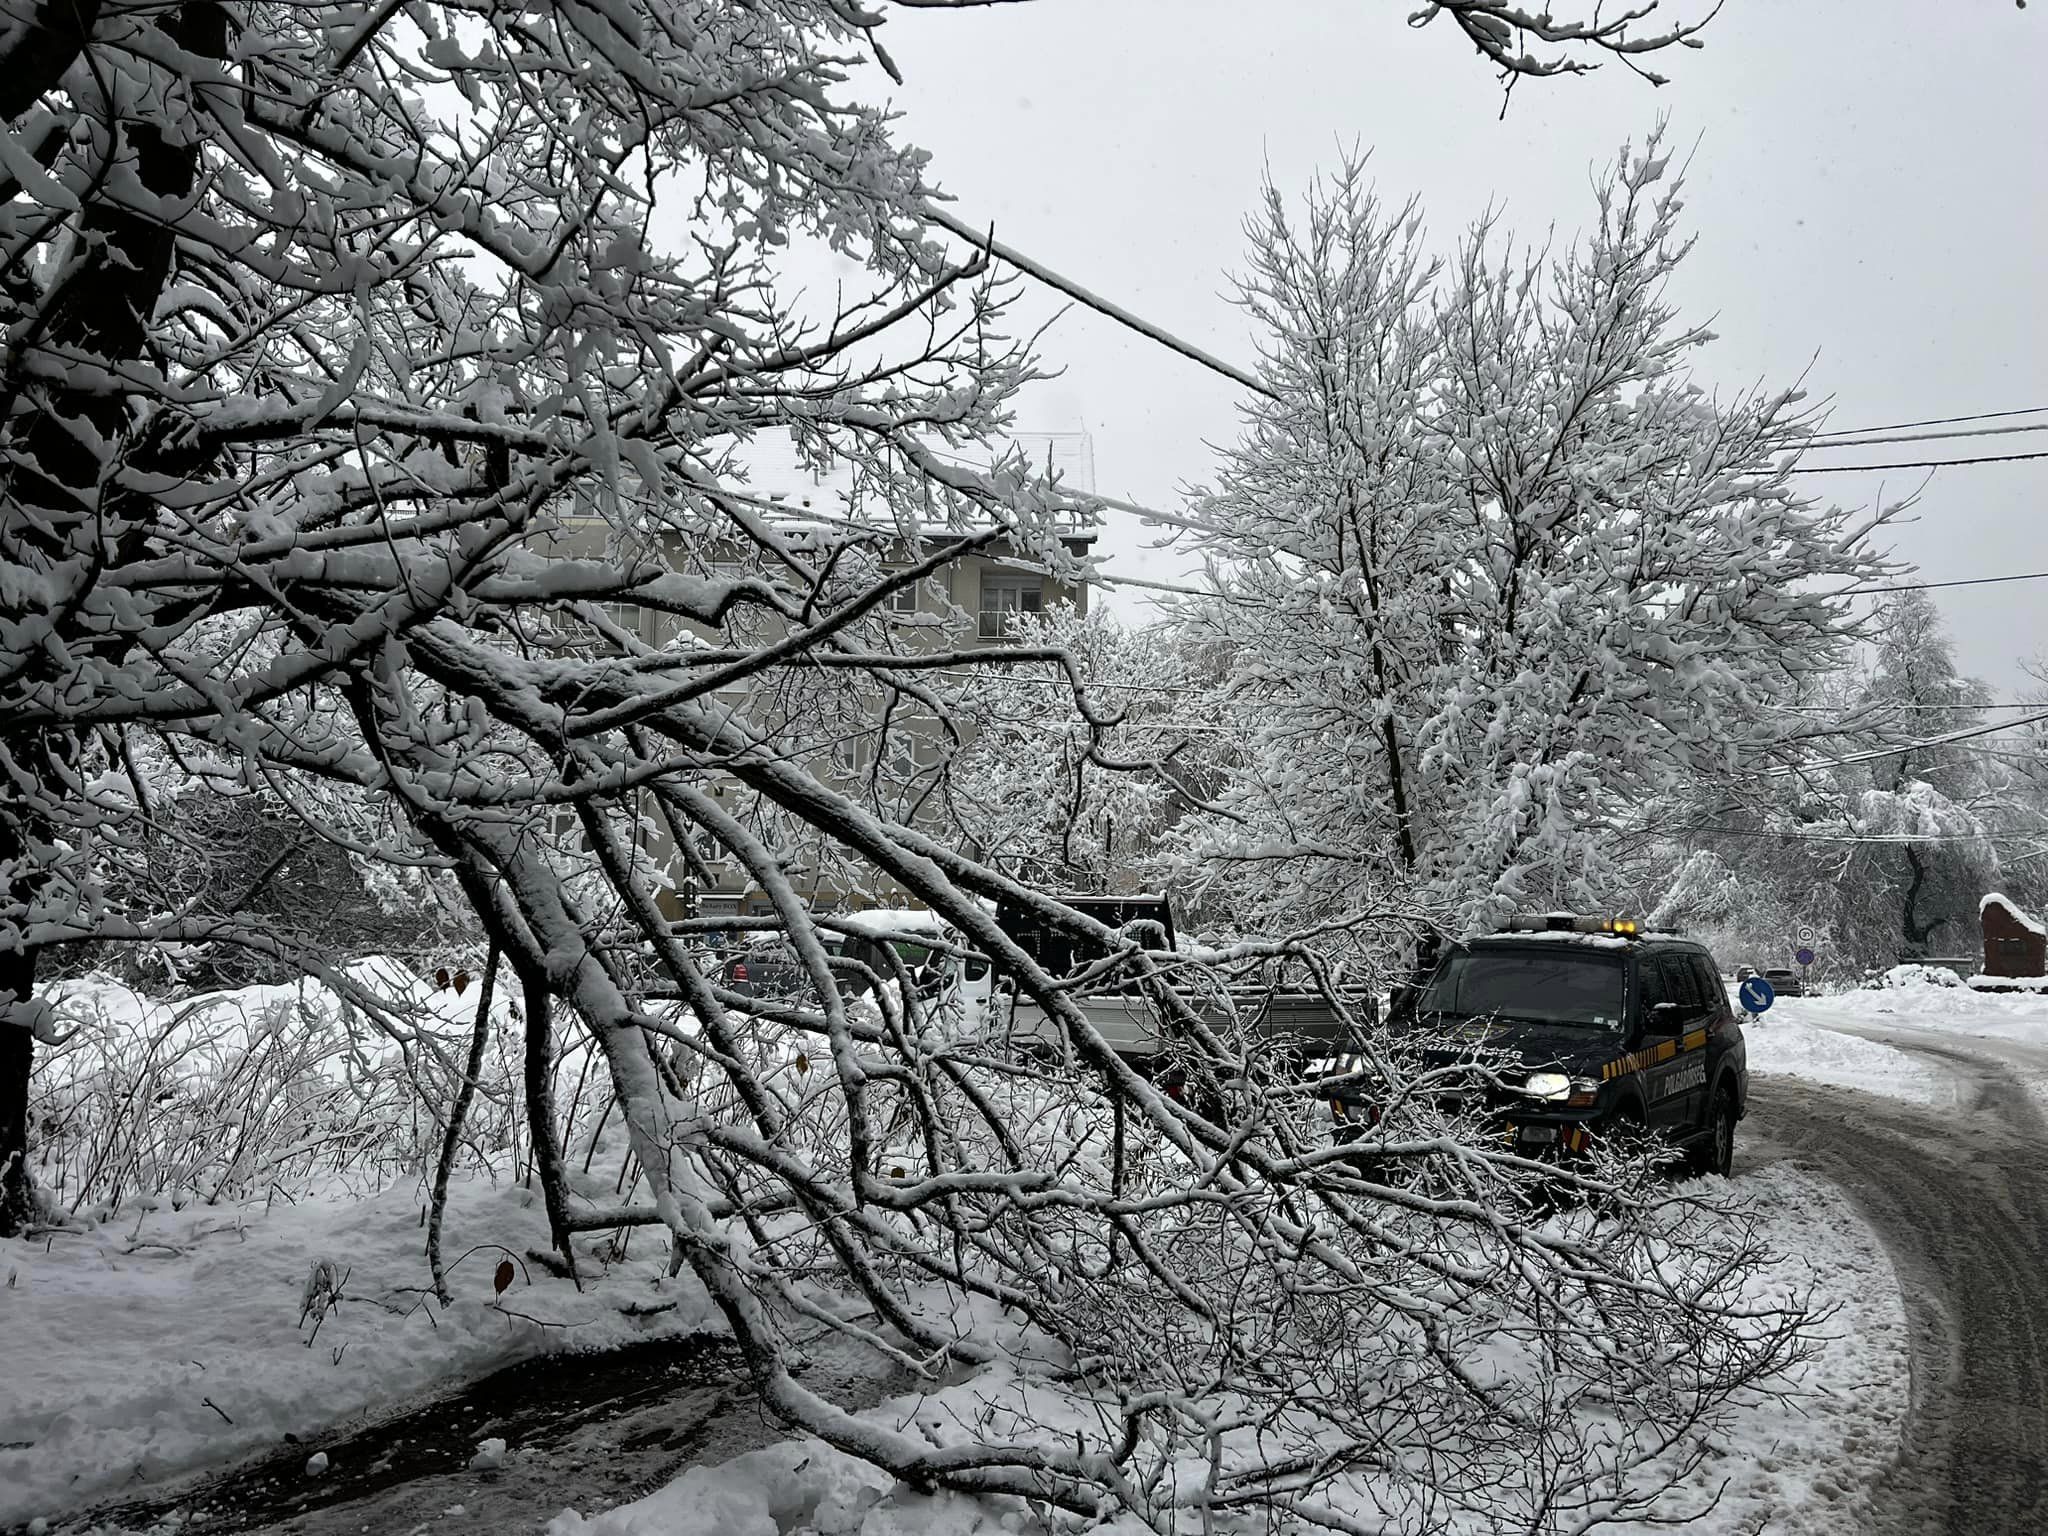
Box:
left=1332, top=915, right=1748, bottom=1177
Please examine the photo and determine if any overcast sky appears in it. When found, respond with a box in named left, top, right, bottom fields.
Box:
left=823, top=0, right=2045, bottom=692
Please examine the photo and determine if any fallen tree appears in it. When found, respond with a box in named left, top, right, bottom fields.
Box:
left=0, top=0, right=1815, bottom=1527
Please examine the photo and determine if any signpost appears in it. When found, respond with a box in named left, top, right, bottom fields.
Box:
left=1738, top=975, right=1776, bottom=1016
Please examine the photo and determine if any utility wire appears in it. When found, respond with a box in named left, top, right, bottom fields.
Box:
left=1807, top=404, right=2048, bottom=440
left=1806, top=421, right=2048, bottom=451
left=1793, top=450, right=2048, bottom=474
left=1748, top=709, right=2048, bottom=778
left=1687, top=824, right=2048, bottom=846
left=932, top=199, right=2047, bottom=471
left=1848, top=569, right=2048, bottom=596
left=925, top=205, right=1278, bottom=402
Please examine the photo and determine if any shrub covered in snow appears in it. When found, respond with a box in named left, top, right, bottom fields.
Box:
left=1881, top=964, right=1965, bottom=990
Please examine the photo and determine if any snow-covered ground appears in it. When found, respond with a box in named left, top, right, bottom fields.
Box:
left=8, top=965, right=1968, bottom=1535
left=1740, top=1010, right=1950, bottom=1105
left=1784, top=973, right=2048, bottom=1047
left=0, top=1174, right=718, bottom=1530
left=1743, top=972, right=2048, bottom=1110
left=544, top=1161, right=1909, bottom=1536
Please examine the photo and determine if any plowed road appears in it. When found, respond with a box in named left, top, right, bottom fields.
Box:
left=1747, top=1021, right=2048, bottom=1535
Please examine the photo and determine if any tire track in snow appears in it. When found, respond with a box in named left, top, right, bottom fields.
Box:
left=1747, top=1032, right=2048, bottom=1536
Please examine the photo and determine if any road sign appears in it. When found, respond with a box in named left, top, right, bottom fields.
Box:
left=1795, top=947, right=1816, bottom=968
left=1738, top=976, right=1776, bottom=1015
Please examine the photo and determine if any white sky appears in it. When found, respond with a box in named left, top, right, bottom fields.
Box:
left=812, top=1, right=2044, bottom=692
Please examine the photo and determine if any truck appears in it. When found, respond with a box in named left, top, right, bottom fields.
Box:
left=983, top=894, right=1375, bottom=1093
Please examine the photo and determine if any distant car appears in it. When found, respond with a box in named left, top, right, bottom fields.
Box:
left=1762, top=967, right=1804, bottom=998
left=721, top=938, right=812, bottom=1002
left=1735, top=965, right=1758, bottom=983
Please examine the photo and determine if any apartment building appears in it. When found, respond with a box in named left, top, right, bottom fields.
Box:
left=537, top=429, right=1100, bottom=917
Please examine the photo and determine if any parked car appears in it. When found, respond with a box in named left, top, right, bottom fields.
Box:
left=720, top=937, right=814, bottom=1002
left=1329, top=913, right=1748, bottom=1177
left=1762, top=967, right=1804, bottom=998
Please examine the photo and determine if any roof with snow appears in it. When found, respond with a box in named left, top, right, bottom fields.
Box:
left=836, top=909, right=951, bottom=938
left=1472, top=931, right=1634, bottom=951
left=1979, top=892, right=2046, bottom=938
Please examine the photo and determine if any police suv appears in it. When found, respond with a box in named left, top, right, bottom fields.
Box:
left=1332, top=914, right=1749, bottom=1177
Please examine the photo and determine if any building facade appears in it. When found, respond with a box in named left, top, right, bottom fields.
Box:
left=537, top=429, right=1099, bottom=918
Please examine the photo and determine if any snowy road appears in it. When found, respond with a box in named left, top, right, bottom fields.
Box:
left=1747, top=1024, right=2048, bottom=1536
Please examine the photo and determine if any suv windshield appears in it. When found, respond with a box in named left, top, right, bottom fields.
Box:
left=1417, top=949, right=1626, bottom=1031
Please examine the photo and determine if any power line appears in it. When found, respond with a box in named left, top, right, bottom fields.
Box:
left=1765, top=701, right=2046, bottom=711
left=1806, top=421, right=2048, bottom=451
left=1792, top=450, right=2048, bottom=475
left=925, top=204, right=1277, bottom=402
left=1687, top=823, right=2048, bottom=846
left=1807, top=404, right=2048, bottom=440
left=927, top=201, right=2048, bottom=478
left=1748, top=709, right=2048, bottom=778
left=1848, top=569, right=2048, bottom=596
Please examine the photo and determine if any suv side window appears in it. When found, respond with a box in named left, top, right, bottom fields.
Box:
left=1666, top=954, right=1703, bottom=1009
left=1689, top=954, right=1726, bottom=1017
left=1635, top=953, right=1669, bottom=1029
left=1651, top=953, right=1700, bottom=1030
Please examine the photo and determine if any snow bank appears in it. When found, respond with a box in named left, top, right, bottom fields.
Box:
left=1779, top=977, right=2048, bottom=1046
left=550, top=1165, right=1907, bottom=1536
left=1609, top=1164, right=1910, bottom=1536
left=0, top=1175, right=718, bottom=1529
left=1742, top=1014, right=1947, bottom=1105
left=1967, top=974, right=2048, bottom=992
left=1880, top=963, right=1962, bottom=989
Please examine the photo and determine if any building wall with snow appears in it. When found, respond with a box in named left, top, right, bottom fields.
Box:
left=1979, top=893, right=2047, bottom=978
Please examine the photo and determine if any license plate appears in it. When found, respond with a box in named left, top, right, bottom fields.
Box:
left=1518, top=1125, right=1558, bottom=1145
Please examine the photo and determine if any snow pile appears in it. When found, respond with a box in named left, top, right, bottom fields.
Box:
left=1781, top=980, right=2048, bottom=1044
left=1880, top=963, right=1963, bottom=989
left=1742, top=1013, right=1947, bottom=1105
left=550, top=1165, right=1906, bottom=1536
left=0, top=1175, right=717, bottom=1529
left=1967, top=974, right=2048, bottom=993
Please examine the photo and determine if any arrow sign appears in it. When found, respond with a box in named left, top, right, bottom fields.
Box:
left=1738, top=976, right=1776, bottom=1015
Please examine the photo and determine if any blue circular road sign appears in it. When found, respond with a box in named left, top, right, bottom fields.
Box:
left=1738, top=976, right=1776, bottom=1014
left=1795, top=947, right=1816, bottom=968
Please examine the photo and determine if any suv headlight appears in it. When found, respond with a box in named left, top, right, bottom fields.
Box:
left=1521, top=1072, right=1598, bottom=1104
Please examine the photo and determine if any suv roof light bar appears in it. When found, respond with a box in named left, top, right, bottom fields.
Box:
left=1500, top=912, right=1641, bottom=937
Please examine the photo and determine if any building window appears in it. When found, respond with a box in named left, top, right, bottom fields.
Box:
left=978, top=574, right=1043, bottom=639
left=880, top=567, right=920, bottom=614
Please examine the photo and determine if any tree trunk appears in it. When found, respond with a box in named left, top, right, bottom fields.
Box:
left=521, top=968, right=581, bottom=1285
left=1900, top=843, right=1947, bottom=953
left=0, top=946, right=38, bottom=1235
left=1, top=2, right=226, bottom=1238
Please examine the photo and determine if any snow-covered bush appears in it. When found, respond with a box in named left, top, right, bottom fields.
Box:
left=27, top=968, right=527, bottom=1214
left=1881, top=964, right=1964, bottom=990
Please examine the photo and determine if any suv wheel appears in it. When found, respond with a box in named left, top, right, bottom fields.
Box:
left=1688, top=1085, right=1737, bottom=1179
